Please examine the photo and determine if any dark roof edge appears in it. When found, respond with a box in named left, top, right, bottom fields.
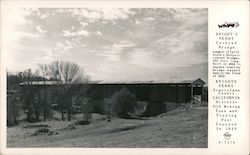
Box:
left=19, top=78, right=206, bottom=86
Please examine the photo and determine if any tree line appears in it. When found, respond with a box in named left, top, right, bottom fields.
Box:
left=7, top=60, right=90, bottom=125
left=7, top=60, right=139, bottom=126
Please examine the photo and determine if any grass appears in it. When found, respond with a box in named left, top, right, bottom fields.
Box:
left=7, top=103, right=208, bottom=148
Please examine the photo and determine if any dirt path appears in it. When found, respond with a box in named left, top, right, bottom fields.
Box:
left=7, top=106, right=208, bottom=148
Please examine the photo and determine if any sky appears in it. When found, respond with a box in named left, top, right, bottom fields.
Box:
left=5, top=8, right=208, bottom=83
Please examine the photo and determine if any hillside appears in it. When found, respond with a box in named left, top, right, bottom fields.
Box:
left=7, top=104, right=208, bottom=148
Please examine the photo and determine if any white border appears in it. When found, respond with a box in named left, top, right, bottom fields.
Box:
left=1, top=1, right=249, bottom=155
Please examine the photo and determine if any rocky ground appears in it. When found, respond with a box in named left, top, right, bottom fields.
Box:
left=7, top=104, right=208, bottom=148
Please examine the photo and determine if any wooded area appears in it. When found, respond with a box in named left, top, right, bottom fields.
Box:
left=7, top=60, right=207, bottom=126
left=7, top=60, right=90, bottom=126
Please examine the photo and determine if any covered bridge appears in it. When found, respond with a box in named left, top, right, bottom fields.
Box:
left=86, top=78, right=206, bottom=103
left=19, top=78, right=206, bottom=116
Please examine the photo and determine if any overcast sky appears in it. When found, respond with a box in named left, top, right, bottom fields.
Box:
left=6, top=8, right=208, bottom=83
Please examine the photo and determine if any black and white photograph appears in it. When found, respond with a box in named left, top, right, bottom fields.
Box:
left=6, top=8, right=208, bottom=148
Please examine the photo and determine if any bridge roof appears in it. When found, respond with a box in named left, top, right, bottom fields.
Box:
left=20, top=78, right=206, bottom=86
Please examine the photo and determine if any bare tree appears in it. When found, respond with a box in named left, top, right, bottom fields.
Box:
left=7, top=71, right=22, bottom=126
left=44, top=60, right=90, bottom=121
left=38, top=64, right=48, bottom=121
left=19, top=69, right=35, bottom=122
left=19, top=68, right=45, bottom=122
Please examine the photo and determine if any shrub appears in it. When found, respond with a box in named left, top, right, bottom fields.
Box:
left=75, top=120, right=90, bottom=125
left=38, top=127, right=49, bottom=133
left=106, top=87, right=137, bottom=119
left=32, top=127, right=50, bottom=136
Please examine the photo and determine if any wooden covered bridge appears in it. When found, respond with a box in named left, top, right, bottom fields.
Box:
left=86, top=78, right=206, bottom=103
left=20, top=78, right=206, bottom=116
